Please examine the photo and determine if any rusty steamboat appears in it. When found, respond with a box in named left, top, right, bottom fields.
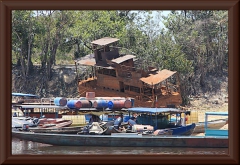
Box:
left=74, top=37, right=182, bottom=108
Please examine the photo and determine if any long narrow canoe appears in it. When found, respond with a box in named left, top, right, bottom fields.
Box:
left=12, top=130, right=228, bottom=148
left=193, top=119, right=228, bottom=134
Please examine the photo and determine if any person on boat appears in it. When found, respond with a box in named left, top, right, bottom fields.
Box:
left=13, top=112, right=17, bottom=117
left=113, top=117, right=122, bottom=130
left=127, top=117, right=137, bottom=130
left=89, top=114, right=101, bottom=124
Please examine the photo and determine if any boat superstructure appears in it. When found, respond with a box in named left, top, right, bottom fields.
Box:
left=75, top=37, right=182, bottom=108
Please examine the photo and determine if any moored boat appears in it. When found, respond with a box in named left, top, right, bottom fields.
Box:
left=204, top=112, right=228, bottom=136
left=128, top=107, right=196, bottom=136
left=36, top=118, right=73, bottom=128
left=75, top=37, right=182, bottom=108
left=12, top=116, right=39, bottom=128
left=193, top=118, right=228, bottom=134
left=12, top=130, right=228, bottom=148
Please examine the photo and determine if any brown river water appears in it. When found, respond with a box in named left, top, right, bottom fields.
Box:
left=12, top=137, right=228, bottom=155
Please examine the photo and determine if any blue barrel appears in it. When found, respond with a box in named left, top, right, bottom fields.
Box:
left=54, top=97, right=67, bottom=106
left=67, top=100, right=81, bottom=109
left=93, top=100, right=108, bottom=109
left=99, top=114, right=108, bottom=121
left=85, top=114, right=91, bottom=122
left=108, top=100, right=130, bottom=109
left=123, top=115, right=130, bottom=122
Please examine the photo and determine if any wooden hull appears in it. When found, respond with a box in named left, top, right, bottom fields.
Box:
left=193, top=119, right=228, bottom=134
left=170, top=123, right=196, bottom=136
left=37, top=119, right=73, bottom=129
left=78, top=84, right=182, bottom=108
left=12, top=130, right=228, bottom=148
left=29, top=126, right=83, bottom=134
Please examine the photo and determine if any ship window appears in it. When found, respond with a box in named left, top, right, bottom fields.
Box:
left=97, top=49, right=102, bottom=61
left=130, top=86, right=140, bottom=93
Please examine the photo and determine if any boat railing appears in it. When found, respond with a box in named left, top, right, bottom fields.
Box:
left=41, top=98, right=53, bottom=105
left=204, top=112, right=228, bottom=136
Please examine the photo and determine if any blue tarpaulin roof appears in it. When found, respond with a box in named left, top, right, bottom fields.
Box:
left=12, top=93, right=38, bottom=97
left=127, top=107, right=184, bottom=113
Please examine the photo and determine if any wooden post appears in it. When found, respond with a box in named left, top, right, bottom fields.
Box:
left=74, top=61, right=79, bottom=86
left=152, top=82, right=155, bottom=108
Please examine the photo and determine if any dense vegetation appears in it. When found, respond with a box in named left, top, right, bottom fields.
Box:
left=12, top=10, right=228, bottom=105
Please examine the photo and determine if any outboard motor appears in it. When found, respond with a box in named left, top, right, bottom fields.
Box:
left=113, top=117, right=122, bottom=129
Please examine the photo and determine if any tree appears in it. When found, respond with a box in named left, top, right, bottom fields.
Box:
left=12, top=10, right=38, bottom=79
left=163, top=10, right=228, bottom=95
left=34, top=10, right=74, bottom=80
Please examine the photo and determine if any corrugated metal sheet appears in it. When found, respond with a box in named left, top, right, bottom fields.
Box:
left=91, top=37, right=119, bottom=46
left=140, top=69, right=177, bottom=85
left=111, top=55, right=136, bottom=64
left=12, top=93, right=38, bottom=97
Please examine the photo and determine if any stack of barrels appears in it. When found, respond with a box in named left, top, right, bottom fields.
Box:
left=53, top=92, right=134, bottom=110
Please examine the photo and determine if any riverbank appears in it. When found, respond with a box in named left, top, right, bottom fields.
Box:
left=189, top=96, right=228, bottom=136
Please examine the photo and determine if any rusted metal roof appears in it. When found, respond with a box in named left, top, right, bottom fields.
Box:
left=91, top=37, right=119, bottom=46
left=97, top=66, right=114, bottom=69
left=140, top=69, right=177, bottom=85
left=75, top=54, right=114, bottom=69
left=111, top=55, right=136, bottom=64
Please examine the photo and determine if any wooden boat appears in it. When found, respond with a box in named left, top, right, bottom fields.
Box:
left=193, top=118, right=228, bottom=134
left=12, top=92, right=40, bottom=104
left=12, top=130, right=228, bottom=148
left=75, top=37, right=182, bottom=108
left=28, top=126, right=83, bottom=134
left=204, top=112, right=228, bottom=136
left=128, top=107, right=196, bottom=136
left=36, top=118, right=73, bottom=128
left=12, top=116, right=38, bottom=128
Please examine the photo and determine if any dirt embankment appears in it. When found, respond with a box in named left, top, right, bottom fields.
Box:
left=187, top=76, right=228, bottom=135
left=12, top=65, right=79, bottom=98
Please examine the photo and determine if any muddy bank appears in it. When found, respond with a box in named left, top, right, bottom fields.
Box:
left=12, top=65, right=79, bottom=98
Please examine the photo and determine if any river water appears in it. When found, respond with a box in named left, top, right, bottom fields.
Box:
left=12, top=137, right=228, bottom=155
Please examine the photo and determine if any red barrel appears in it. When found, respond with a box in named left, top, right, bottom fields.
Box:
left=67, top=100, right=81, bottom=109
left=86, top=92, right=95, bottom=99
left=79, top=100, right=92, bottom=108
left=124, top=100, right=132, bottom=108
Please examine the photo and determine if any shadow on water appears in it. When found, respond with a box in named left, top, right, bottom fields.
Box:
left=12, top=137, right=228, bottom=155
